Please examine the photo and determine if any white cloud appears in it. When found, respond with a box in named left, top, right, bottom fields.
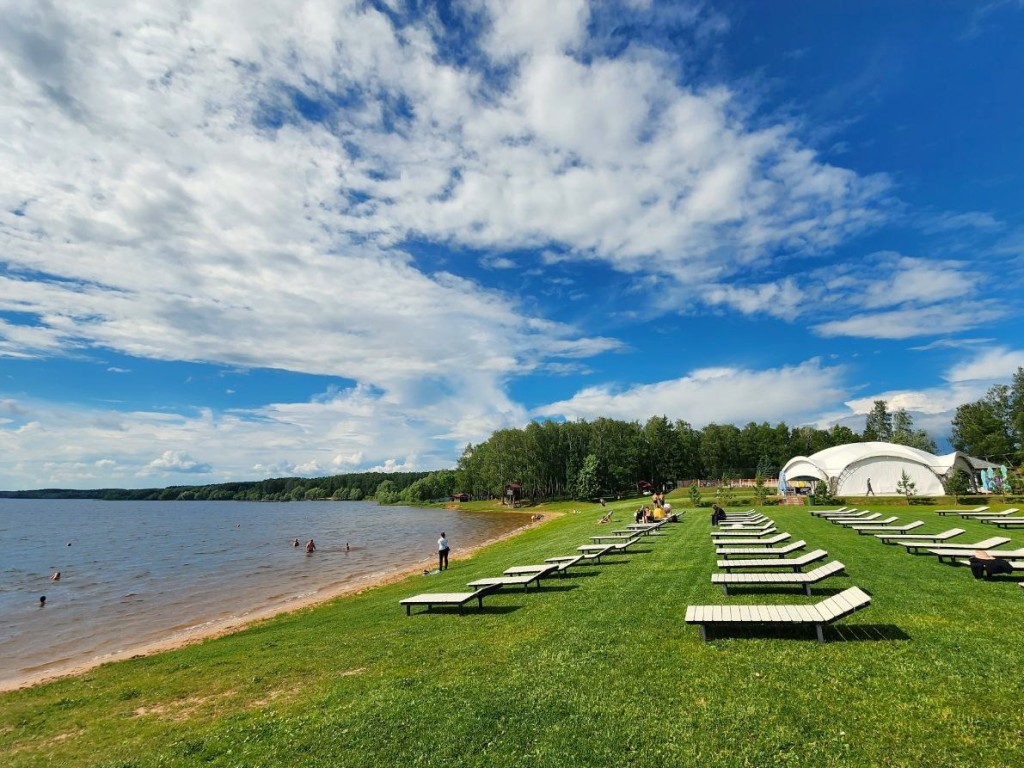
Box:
left=144, top=450, right=213, bottom=474
left=535, top=358, right=846, bottom=426
left=945, top=347, right=1024, bottom=383
left=814, top=304, right=1007, bottom=340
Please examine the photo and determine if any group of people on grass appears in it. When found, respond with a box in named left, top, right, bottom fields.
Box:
left=633, top=492, right=673, bottom=524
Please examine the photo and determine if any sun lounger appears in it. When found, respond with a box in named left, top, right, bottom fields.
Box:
left=936, top=506, right=988, bottom=517
left=835, top=518, right=892, bottom=528
left=959, top=507, right=1018, bottom=519
left=591, top=533, right=640, bottom=543
left=811, top=507, right=851, bottom=517
left=719, top=521, right=774, bottom=531
left=904, top=535, right=1011, bottom=556
left=505, top=556, right=582, bottom=578
left=722, top=514, right=768, bottom=524
left=972, top=508, right=1021, bottom=523
left=717, top=540, right=807, bottom=558
left=712, top=528, right=778, bottom=539
left=686, top=586, right=871, bottom=643
left=823, top=514, right=880, bottom=528
left=985, top=518, right=1024, bottom=529
left=875, top=527, right=964, bottom=544
left=928, top=545, right=1024, bottom=564
left=555, top=545, right=616, bottom=563
left=844, top=516, right=899, bottom=529
left=854, top=520, right=924, bottom=535
left=716, top=549, right=828, bottom=573
left=711, top=561, right=845, bottom=596
left=712, top=533, right=791, bottom=546
left=817, top=510, right=870, bottom=520
left=955, top=558, right=1024, bottom=573
left=400, top=584, right=501, bottom=615
left=467, top=564, right=559, bottom=593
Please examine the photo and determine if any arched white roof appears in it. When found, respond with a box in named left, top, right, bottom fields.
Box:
left=781, top=442, right=980, bottom=497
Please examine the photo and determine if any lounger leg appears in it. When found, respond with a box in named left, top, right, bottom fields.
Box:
left=815, top=624, right=825, bottom=643
left=458, top=604, right=464, bottom=615
left=803, top=584, right=812, bottom=597
left=721, top=585, right=729, bottom=596
left=405, top=605, right=411, bottom=616
left=699, top=625, right=708, bottom=642
left=476, top=596, right=484, bottom=608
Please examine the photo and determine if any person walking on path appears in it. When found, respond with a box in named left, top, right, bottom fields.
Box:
left=438, top=532, right=450, bottom=571
left=866, top=479, right=875, bottom=496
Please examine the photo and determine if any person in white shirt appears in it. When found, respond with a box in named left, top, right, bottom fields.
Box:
left=437, top=532, right=450, bottom=571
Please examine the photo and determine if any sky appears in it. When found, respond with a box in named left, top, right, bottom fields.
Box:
left=1, top=0, right=1023, bottom=490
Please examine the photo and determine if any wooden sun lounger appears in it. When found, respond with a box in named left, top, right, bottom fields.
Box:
left=712, top=533, right=791, bottom=546
left=719, top=522, right=775, bottom=532
left=467, top=564, right=559, bottom=593
left=876, top=527, right=964, bottom=544
left=721, top=519, right=773, bottom=528
left=929, top=545, right=1024, bottom=564
left=985, top=518, right=1024, bottom=529
left=591, top=533, right=639, bottom=543
left=716, top=549, right=828, bottom=573
left=400, top=584, right=501, bottom=615
left=833, top=513, right=883, bottom=526
left=686, top=586, right=871, bottom=643
left=936, top=506, right=989, bottom=517
left=960, top=507, right=1018, bottom=519
left=835, top=518, right=892, bottom=528
left=854, top=521, right=924, bottom=535
left=811, top=507, right=851, bottom=517
left=711, top=561, right=845, bottom=596
left=845, top=516, right=899, bottom=529
left=817, top=510, right=869, bottom=520
left=505, top=556, right=582, bottom=578
left=712, top=528, right=778, bottom=539
left=554, top=545, right=616, bottom=564
left=717, top=540, right=807, bottom=559
left=955, top=559, right=1024, bottom=573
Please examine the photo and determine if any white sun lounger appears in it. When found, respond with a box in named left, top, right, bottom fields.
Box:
left=845, top=516, right=899, bottom=529
left=554, top=545, right=616, bottom=563
left=818, top=510, right=871, bottom=520
left=400, top=584, right=501, bottom=615
left=717, top=540, right=807, bottom=558
left=929, top=545, right=1024, bottom=564
left=854, top=521, right=924, bottom=535
left=716, top=549, right=828, bottom=573
left=904, top=535, right=1011, bottom=555
left=833, top=513, right=883, bottom=526
left=467, top=564, right=559, bottom=593
left=712, top=533, right=791, bottom=546
left=810, top=507, right=851, bottom=517
left=955, top=558, right=1024, bottom=573
left=685, top=586, right=871, bottom=643
left=961, top=507, right=1018, bottom=519
left=876, top=527, right=964, bottom=544
left=985, top=518, right=1024, bottom=528
left=711, top=561, right=845, bottom=596
left=712, top=528, right=778, bottom=539
left=505, top=556, right=582, bottom=578
left=936, top=506, right=989, bottom=517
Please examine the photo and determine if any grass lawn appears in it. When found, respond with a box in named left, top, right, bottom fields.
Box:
left=3, top=498, right=1024, bottom=767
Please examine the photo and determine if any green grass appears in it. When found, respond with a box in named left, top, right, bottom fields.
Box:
left=3, top=500, right=1024, bottom=767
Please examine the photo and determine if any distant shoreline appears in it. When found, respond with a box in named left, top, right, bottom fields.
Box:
left=0, top=511, right=554, bottom=693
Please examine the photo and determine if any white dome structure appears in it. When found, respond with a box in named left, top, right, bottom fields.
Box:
left=781, top=442, right=979, bottom=497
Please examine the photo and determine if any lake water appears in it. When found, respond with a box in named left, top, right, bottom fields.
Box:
left=0, top=499, right=524, bottom=688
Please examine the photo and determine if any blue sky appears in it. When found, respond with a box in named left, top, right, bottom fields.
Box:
left=1, top=0, right=1023, bottom=489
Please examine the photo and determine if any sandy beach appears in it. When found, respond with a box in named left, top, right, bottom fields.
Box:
left=2, top=512, right=551, bottom=693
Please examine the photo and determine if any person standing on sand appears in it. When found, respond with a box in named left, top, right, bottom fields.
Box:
left=438, top=532, right=450, bottom=571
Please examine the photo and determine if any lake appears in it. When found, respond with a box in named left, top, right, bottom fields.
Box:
left=0, top=498, right=525, bottom=689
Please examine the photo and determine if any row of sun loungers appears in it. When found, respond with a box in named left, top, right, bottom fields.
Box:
left=400, top=517, right=678, bottom=615
left=688, top=513, right=870, bottom=642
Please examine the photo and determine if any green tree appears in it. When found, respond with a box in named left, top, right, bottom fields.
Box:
left=864, top=400, right=893, bottom=442
left=689, top=481, right=702, bottom=508
left=754, top=471, right=768, bottom=506
left=943, top=470, right=971, bottom=503
left=375, top=479, right=400, bottom=504
left=896, top=470, right=917, bottom=501
left=892, top=408, right=938, bottom=453
left=573, top=454, right=600, bottom=501
left=951, top=385, right=1015, bottom=460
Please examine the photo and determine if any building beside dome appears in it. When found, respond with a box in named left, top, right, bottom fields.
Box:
left=780, top=442, right=988, bottom=497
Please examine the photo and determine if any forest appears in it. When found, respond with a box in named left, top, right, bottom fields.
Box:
left=3, top=368, right=1021, bottom=504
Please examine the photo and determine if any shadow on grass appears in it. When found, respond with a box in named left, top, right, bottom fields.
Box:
left=698, top=623, right=909, bottom=644
left=406, top=605, right=524, bottom=617
left=534, top=583, right=580, bottom=593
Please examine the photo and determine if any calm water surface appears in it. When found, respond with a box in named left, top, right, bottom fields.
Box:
left=0, top=499, right=524, bottom=687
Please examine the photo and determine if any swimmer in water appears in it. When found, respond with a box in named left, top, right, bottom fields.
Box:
left=40, top=596, right=46, bottom=606
left=346, top=542, right=350, bottom=552
left=306, top=539, right=316, bottom=553
left=51, top=571, right=61, bottom=581
left=293, top=538, right=300, bottom=547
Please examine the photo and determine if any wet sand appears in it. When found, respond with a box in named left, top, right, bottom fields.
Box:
left=1, top=513, right=552, bottom=693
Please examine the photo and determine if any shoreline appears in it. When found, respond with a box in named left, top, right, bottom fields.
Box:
left=1, top=511, right=554, bottom=694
